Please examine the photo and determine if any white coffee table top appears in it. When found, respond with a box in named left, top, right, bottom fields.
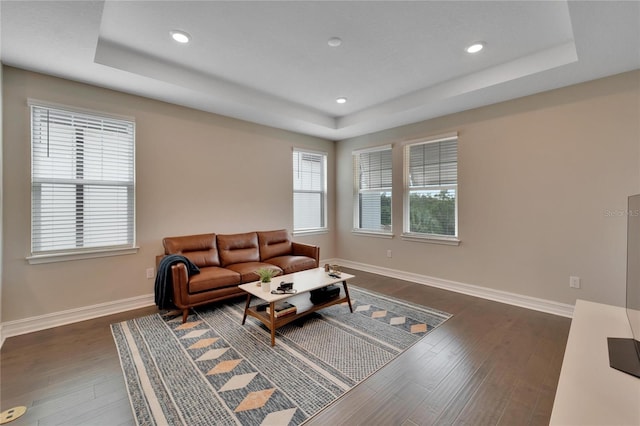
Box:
left=239, top=267, right=354, bottom=303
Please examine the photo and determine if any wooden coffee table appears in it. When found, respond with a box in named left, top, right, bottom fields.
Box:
left=239, top=267, right=354, bottom=346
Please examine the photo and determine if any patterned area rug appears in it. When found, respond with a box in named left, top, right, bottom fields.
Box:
left=111, top=286, right=451, bottom=425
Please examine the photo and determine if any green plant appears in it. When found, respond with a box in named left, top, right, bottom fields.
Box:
left=255, top=267, right=278, bottom=283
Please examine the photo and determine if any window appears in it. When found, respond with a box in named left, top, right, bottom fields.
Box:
left=404, top=136, right=458, bottom=240
left=293, top=149, right=327, bottom=233
left=30, top=102, right=136, bottom=261
left=353, top=146, right=392, bottom=234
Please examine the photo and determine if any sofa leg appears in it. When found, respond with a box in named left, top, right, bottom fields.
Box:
left=182, top=309, right=189, bottom=323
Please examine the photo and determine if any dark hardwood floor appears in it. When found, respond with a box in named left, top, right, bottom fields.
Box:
left=0, top=268, right=571, bottom=425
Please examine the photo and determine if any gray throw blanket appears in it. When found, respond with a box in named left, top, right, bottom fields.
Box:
left=154, top=254, right=200, bottom=310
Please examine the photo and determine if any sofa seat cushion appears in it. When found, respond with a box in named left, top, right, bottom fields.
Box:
left=185, top=286, right=246, bottom=305
left=225, top=262, right=283, bottom=283
left=188, top=266, right=241, bottom=294
left=264, top=256, right=317, bottom=275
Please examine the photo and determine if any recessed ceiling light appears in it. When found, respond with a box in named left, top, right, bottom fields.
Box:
left=465, top=42, right=485, bottom=54
left=170, top=30, right=191, bottom=44
left=328, top=37, right=342, bottom=47
left=336, top=97, right=347, bottom=104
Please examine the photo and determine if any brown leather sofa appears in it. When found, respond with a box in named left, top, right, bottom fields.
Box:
left=160, top=229, right=319, bottom=322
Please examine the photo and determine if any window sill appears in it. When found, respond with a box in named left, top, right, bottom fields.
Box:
left=401, top=233, right=460, bottom=246
left=351, top=230, right=394, bottom=239
left=293, top=229, right=329, bottom=237
left=27, top=247, right=140, bottom=264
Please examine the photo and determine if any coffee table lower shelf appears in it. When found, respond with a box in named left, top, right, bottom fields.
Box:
left=242, top=283, right=353, bottom=346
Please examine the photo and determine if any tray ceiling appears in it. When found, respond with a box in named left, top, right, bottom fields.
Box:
left=2, top=1, right=639, bottom=139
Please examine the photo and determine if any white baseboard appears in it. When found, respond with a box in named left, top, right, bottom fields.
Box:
left=334, top=258, right=574, bottom=318
left=0, top=293, right=155, bottom=345
left=0, top=259, right=341, bottom=346
left=0, top=260, right=574, bottom=348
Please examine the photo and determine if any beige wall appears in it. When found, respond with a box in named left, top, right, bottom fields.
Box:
left=336, top=71, right=640, bottom=307
left=3, top=66, right=638, bottom=324
left=0, top=62, right=4, bottom=331
left=2, top=66, right=336, bottom=322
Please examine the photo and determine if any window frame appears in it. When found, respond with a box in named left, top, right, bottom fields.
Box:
left=402, top=134, right=460, bottom=245
left=352, top=144, right=393, bottom=237
left=292, top=148, right=328, bottom=235
left=27, top=99, right=138, bottom=264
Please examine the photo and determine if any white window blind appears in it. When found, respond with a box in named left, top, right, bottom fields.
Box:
left=404, top=136, right=458, bottom=237
left=30, top=104, right=136, bottom=255
left=353, top=146, right=392, bottom=233
left=293, top=149, right=326, bottom=232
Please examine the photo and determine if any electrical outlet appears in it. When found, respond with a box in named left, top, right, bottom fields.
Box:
left=569, top=276, right=581, bottom=289
left=146, top=267, right=155, bottom=279
left=387, top=249, right=392, bottom=258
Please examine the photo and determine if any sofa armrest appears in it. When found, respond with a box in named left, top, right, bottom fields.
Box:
left=292, top=242, right=319, bottom=267
left=170, top=263, right=190, bottom=308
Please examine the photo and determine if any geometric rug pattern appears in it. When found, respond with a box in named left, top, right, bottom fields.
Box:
left=111, top=286, right=451, bottom=425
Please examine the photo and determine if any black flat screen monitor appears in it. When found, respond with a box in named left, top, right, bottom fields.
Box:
left=607, top=193, right=640, bottom=378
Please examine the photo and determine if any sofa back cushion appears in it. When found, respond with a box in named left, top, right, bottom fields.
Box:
left=217, top=232, right=260, bottom=267
left=258, top=229, right=292, bottom=261
left=163, top=233, right=220, bottom=267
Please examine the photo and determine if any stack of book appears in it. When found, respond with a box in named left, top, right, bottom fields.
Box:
left=266, top=301, right=297, bottom=318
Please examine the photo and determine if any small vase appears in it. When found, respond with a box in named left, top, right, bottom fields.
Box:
left=262, top=281, right=271, bottom=292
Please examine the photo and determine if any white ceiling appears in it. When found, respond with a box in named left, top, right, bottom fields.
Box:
left=1, top=1, right=639, bottom=140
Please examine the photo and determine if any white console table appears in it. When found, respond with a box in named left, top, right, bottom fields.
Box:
left=550, top=299, right=640, bottom=425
